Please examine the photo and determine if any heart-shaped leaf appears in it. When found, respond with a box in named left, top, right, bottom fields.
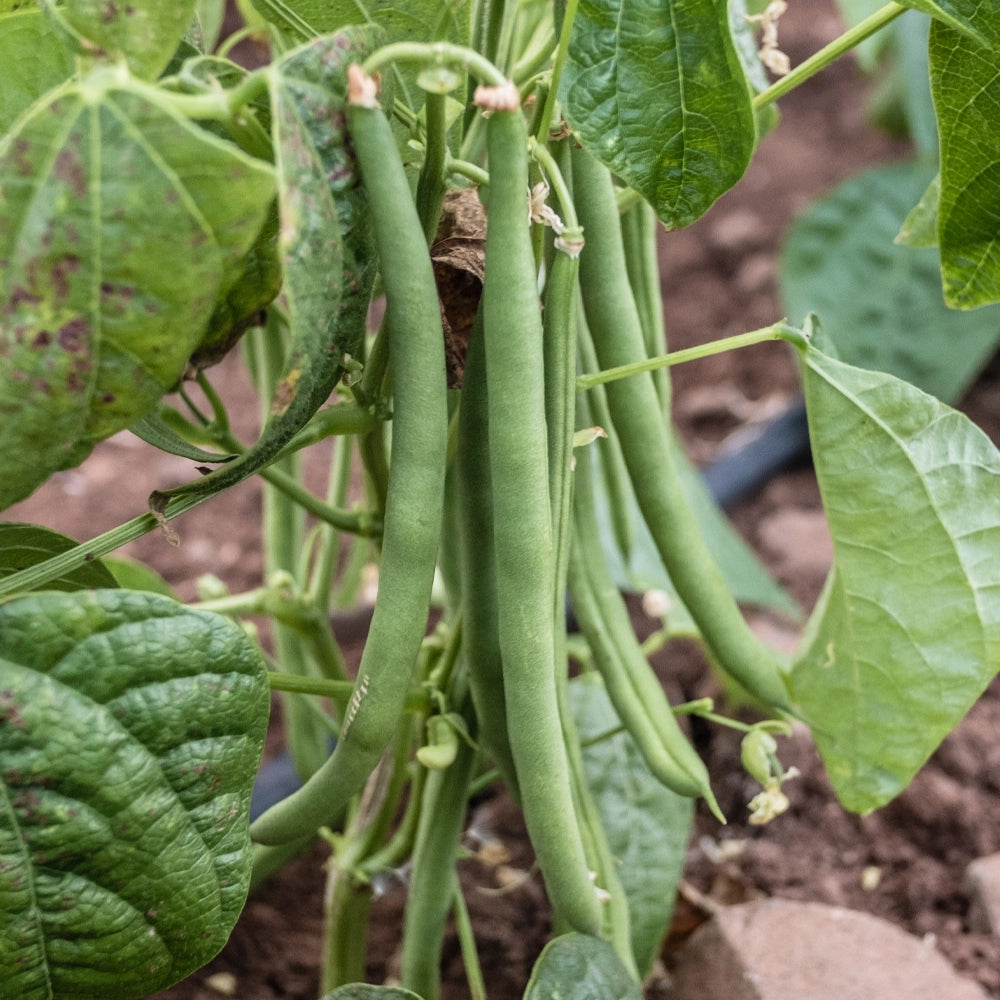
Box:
left=0, top=589, right=270, bottom=999
left=559, top=0, right=756, bottom=229
left=790, top=339, right=1000, bottom=812
left=780, top=161, right=1000, bottom=404
left=0, top=72, right=275, bottom=509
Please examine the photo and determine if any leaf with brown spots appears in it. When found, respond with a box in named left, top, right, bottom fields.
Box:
left=0, top=73, right=275, bottom=509
left=149, top=28, right=379, bottom=517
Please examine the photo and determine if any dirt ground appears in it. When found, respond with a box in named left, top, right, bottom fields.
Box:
left=8, top=2, right=1000, bottom=997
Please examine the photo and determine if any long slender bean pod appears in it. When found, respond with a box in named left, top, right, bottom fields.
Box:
left=478, top=82, right=602, bottom=936
left=251, top=70, right=449, bottom=846
left=456, top=312, right=520, bottom=795
left=572, top=144, right=792, bottom=713
left=569, top=440, right=723, bottom=817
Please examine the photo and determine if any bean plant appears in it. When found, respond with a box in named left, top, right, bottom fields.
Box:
left=2, top=0, right=999, bottom=997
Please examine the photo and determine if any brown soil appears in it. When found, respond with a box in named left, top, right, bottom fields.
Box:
left=9, top=2, right=1000, bottom=998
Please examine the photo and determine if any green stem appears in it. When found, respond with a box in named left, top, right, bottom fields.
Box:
left=536, top=0, right=578, bottom=141
left=753, top=3, right=907, bottom=110
left=576, top=322, right=800, bottom=390
left=362, top=41, right=507, bottom=88
left=267, top=671, right=356, bottom=704
left=416, top=91, right=449, bottom=243
left=260, top=465, right=382, bottom=537
left=452, top=878, right=487, bottom=1000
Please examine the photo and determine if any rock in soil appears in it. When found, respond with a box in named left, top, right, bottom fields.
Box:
left=966, top=854, right=1000, bottom=937
left=667, top=899, right=987, bottom=1000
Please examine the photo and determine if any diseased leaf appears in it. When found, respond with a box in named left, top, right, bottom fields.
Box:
left=0, top=9, right=76, bottom=133
left=0, top=73, right=275, bottom=509
left=790, top=338, right=1000, bottom=812
left=0, top=522, right=118, bottom=591
left=149, top=29, right=378, bottom=514
left=929, top=6, right=1000, bottom=308
left=568, top=673, right=693, bottom=978
left=60, top=0, right=199, bottom=80
left=0, top=589, right=270, bottom=999
left=524, top=933, right=641, bottom=1000
left=559, top=0, right=757, bottom=228
left=780, top=162, right=1000, bottom=404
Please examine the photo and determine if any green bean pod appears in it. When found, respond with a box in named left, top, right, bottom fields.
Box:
left=251, top=71, right=448, bottom=847
left=569, top=440, right=723, bottom=817
left=572, top=143, right=792, bottom=714
left=480, top=91, right=602, bottom=936
left=456, top=311, right=520, bottom=796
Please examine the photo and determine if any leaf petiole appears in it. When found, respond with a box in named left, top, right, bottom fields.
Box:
left=752, top=3, right=907, bottom=110
left=575, top=322, right=806, bottom=390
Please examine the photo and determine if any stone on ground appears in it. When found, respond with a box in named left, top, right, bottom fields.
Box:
left=965, top=853, right=1000, bottom=936
left=668, top=899, right=986, bottom=1000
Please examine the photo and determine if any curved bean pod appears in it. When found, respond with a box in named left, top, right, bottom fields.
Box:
left=571, top=143, right=792, bottom=714
left=480, top=87, right=602, bottom=936
left=251, top=69, right=448, bottom=846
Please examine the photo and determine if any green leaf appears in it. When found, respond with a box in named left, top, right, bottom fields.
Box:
left=322, top=987, right=424, bottom=1000
left=0, top=9, right=76, bottom=133
left=559, top=0, right=757, bottom=229
left=789, top=338, right=1000, bottom=812
left=896, top=171, right=940, bottom=248
left=524, top=933, right=642, bottom=1000
left=129, top=411, right=238, bottom=465
left=897, top=0, right=988, bottom=43
left=102, top=555, right=177, bottom=597
left=568, top=673, right=694, bottom=978
left=59, top=0, right=199, bottom=80
left=247, top=0, right=469, bottom=116
left=780, top=162, right=1000, bottom=404
left=0, top=72, right=275, bottom=510
left=0, top=589, right=270, bottom=999
left=0, top=522, right=118, bottom=591
left=929, top=6, right=1000, bottom=308
left=149, top=29, right=378, bottom=513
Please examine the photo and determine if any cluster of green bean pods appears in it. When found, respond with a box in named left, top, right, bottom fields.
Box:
left=249, top=50, right=796, bottom=993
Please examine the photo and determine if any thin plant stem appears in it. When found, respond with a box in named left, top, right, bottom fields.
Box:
left=753, top=2, right=907, bottom=110
left=536, top=0, right=578, bottom=142
left=576, top=322, right=802, bottom=390
left=453, top=878, right=487, bottom=1000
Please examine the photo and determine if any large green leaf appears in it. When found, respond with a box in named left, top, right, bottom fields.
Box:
left=0, top=8, right=76, bottom=133
left=0, top=589, right=270, bottom=999
left=322, top=988, right=423, bottom=1000
left=568, top=673, right=693, bottom=978
left=780, top=162, right=1000, bottom=404
left=929, top=5, right=1000, bottom=309
left=559, top=0, right=757, bottom=229
left=0, top=72, right=275, bottom=510
left=789, top=338, right=1000, bottom=813
left=523, top=933, right=641, bottom=1000
left=0, top=523, right=118, bottom=591
left=149, top=29, right=377, bottom=513
left=59, top=0, right=198, bottom=80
